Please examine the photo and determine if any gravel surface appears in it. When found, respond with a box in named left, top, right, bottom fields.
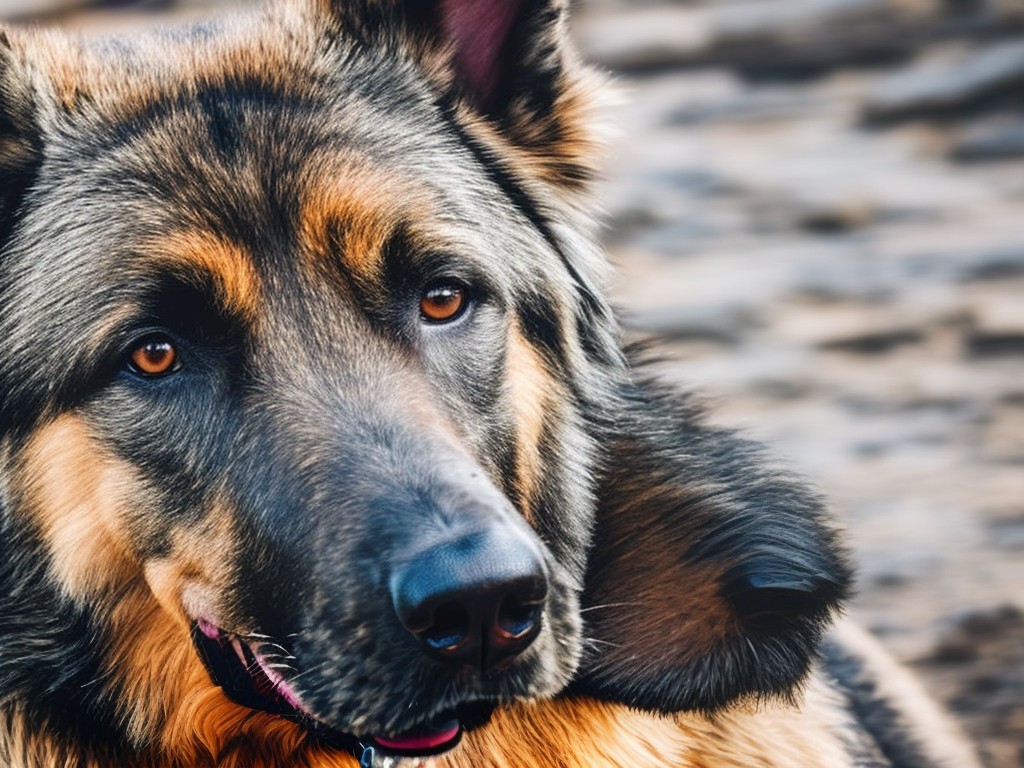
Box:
left=2, top=1, right=1022, bottom=765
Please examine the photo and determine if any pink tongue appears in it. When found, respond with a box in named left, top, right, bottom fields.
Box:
left=374, top=721, right=460, bottom=752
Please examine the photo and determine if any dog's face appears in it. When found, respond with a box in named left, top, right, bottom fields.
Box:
left=0, top=1, right=850, bottom=764
left=0, top=0, right=617, bottom=756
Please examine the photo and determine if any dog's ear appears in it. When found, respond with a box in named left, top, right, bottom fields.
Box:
left=327, top=0, right=601, bottom=189
left=0, top=29, right=41, bottom=243
left=434, top=0, right=566, bottom=111
left=571, top=376, right=852, bottom=713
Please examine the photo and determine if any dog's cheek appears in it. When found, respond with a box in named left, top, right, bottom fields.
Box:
left=17, top=414, right=144, bottom=600
left=103, top=518, right=293, bottom=759
left=141, top=503, right=241, bottom=629
left=13, top=414, right=240, bottom=749
left=504, top=309, right=598, bottom=582
left=505, top=320, right=553, bottom=522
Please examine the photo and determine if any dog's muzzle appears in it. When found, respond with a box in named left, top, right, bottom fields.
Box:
left=191, top=622, right=499, bottom=760
left=189, top=524, right=546, bottom=762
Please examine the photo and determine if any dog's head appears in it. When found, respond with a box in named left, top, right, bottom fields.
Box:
left=0, top=1, right=617, bottom=757
left=0, top=2, right=848, bottom=764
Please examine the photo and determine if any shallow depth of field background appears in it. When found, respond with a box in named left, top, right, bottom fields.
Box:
left=2, top=0, right=1023, bottom=765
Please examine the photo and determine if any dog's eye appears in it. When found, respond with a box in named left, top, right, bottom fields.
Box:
left=127, top=336, right=179, bottom=377
left=420, top=283, right=467, bottom=323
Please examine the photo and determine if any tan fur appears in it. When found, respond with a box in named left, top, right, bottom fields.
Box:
left=0, top=681, right=860, bottom=768
left=0, top=707, right=116, bottom=768
left=298, top=163, right=434, bottom=284
left=612, top=534, right=736, bottom=664
left=19, top=415, right=142, bottom=600
left=589, top=475, right=741, bottom=664
left=0, top=680, right=859, bottom=768
left=504, top=322, right=556, bottom=519
left=148, top=231, right=261, bottom=321
left=142, top=514, right=235, bottom=634
left=447, top=67, right=610, bottom=205
left=441, top=672, right=855, bottom=768
left=830, top=621, right=982, bottom=768
left=10, top=5, right=319, bottom=118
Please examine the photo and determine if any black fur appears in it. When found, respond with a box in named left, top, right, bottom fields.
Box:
left=574, top=374, right=851, bottom=712
left=0, top=32, right=40, bottom=258
left=822, top=638, right=936, bottom=768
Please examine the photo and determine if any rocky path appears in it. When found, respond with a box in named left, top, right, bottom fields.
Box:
left=3, top=0, right=1023, bottom=765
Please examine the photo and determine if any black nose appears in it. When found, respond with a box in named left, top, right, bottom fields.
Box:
left=390, top=527, right=548, bottom=673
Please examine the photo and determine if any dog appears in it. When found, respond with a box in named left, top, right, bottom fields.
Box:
left=0, top=1, right=982, bottom=766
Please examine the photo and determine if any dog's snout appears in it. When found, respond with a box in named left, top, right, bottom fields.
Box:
left=390, top=527, right=548, bottom=673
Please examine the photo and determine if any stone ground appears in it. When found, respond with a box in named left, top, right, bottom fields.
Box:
left=2, top=1, right=1022, bottom=765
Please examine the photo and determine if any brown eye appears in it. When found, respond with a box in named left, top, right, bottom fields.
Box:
left=420, top=284, right=467, bottom=323
left=129, top=337, right=178, bottom=376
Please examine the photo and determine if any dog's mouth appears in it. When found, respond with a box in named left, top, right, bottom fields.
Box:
left=190, top=621, right=490, bottom=760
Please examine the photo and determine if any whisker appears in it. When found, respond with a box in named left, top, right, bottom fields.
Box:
left=578, top=601, right=642, bottom=614
left=581, top=637, right=622, bottom=650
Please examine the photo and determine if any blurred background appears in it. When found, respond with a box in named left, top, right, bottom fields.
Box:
left=2, top=0, right=1022, bottom=765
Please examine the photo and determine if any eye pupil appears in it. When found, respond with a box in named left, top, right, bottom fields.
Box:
left=420, top=285, right=466, bottom=322
left=130, top=338, right=178, bottom=376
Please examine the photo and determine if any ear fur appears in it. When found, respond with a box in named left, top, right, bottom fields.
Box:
left=572, top=370, right=852, bottom=713
left=326, top=0, right=602, bottom=189
left=0, top=29, right=40, bottom=245
left=440, top=0, right=603, bottom=187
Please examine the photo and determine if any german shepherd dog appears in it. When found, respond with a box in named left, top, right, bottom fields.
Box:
left=0, top=1, right=982, bottom=766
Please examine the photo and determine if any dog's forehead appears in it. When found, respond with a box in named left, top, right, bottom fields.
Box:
left=16, top=2, right=462, bottom=194
left=19, top=113, right=529, bottom=301
left=20, top=4, right=336, bottom=116
left=11, top=13, right=541, bottom=288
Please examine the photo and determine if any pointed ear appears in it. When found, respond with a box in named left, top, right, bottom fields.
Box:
left=571, top=376, right=852, bottom=713
left=431, top=0, right=602, bottom=187
left=330, top=0, right=602, bottom=189
left=437, top=0, right=547, bottom=110
left=0, top=29, right=40, bottom=241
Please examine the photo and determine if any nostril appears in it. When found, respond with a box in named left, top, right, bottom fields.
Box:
left=496, top=595, right=541, bottom=640
left=419, top=602, right=470, bottom=653
left=390, top=526, right=549, bottom=669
